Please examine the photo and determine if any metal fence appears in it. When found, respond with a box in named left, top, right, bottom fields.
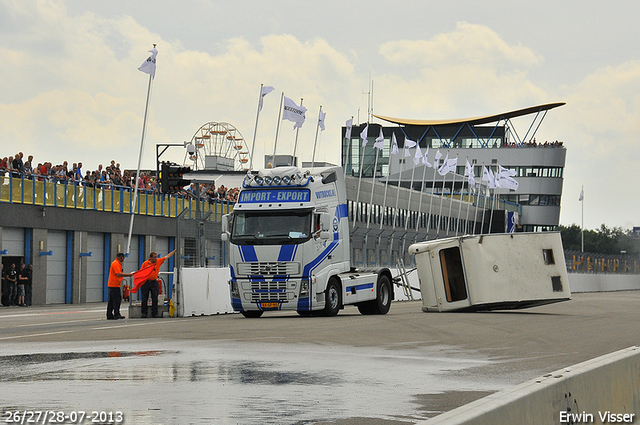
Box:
left=0, top=173, right=233, bottom=220
left=565, top=250, right=640, bottom=274
left=176, top=209, right=227, bottom=268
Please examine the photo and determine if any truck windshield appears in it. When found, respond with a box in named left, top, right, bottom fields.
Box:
left=230, top=210, right=312, bottom=245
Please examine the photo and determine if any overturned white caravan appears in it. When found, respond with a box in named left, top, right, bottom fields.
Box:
left=409, top=232, right=571, bottom=312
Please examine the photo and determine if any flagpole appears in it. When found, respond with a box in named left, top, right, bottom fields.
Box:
left=367, top=138, right=380, bottom=228
left=465, top=184, right=474, bottom=234
left=456, top=156, right=468, bottom=236
left=354, top=125, right=368, bottom=228
left=291, top=98, right=303, bottom=166
left=343, top=117, right=354, bottom=178
left=488, top=186, right=497, bottom=234
left=581, top=185, right=584, bottom=252
left=435, top=151, right=449, bottom=238
left=311, top=105, right=322, bottom=167
left=425, top=152, right=440, bottom=239
left=415, top=149, right=429, bottom=232
left=404, top=149, right=418, bottom=230
left=445, top=154, right=459, bottom=236
left=464, top=158, right=473, bottom=235
left=479, top=164, right=488, bottom=235
left=249, top=84, right=264, bottom=171
left=271, top=92, right=284, bottom=168
left=379, top=143, right=392, bottom=230
left=392, top=138, right=406, bottom=229
left=126, top=69, right=153, bottom=257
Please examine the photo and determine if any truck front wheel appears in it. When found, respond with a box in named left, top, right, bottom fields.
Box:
left=322, top=279, right=341, bottom=317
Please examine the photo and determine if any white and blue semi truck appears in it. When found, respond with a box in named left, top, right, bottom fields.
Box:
left=221, top=165, right=393, bottom=318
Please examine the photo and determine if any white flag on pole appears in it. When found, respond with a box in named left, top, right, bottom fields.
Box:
left=498, top=174, right=519, bottom=190
left=258, top=86, right=274, bottom=112
left=482, top=165, right=490, bottom=183
left=138, top=46, right=158, bottom=79
left=496, top=164, right=518, bottom=190
left=413, top=144, right=423, bottom=165
left=579, top=187, right=584, bottom=201
left=318, top=109, right=326, bottom=131
left=437, top=153, right=448, bottom=174
left=422, top=147, right=431, bottom=167
left=465, top=160, right=476, bottom=186
left=345, top=118, right=353, bottom=139
left=283, top=96, right=307, bottom=129
left=373, top=128, right=384, bottom=150
left=404, top=137, right=416, bottom=157
left=438, top=155, right=457, bottom=176
left=390, top=133, right=399, bottom=155
left=488, top=168, right=498, bottom=189
left=434, top=150, right=443, bottom=169
left=498, top=164, right=517, bottom=178
left=360, top=124, right=369, bottom=147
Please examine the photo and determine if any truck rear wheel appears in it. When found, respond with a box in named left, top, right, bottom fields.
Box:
left=357, top=274, right=391, bottom=315
left=322, top=279, right=341, bottom=317
left=241, top=310, right=264, bottom=318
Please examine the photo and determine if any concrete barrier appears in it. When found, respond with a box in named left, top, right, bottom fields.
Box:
left=569, top=273, right=640, bottom=293
left=419, top=346, right=640, bottom=425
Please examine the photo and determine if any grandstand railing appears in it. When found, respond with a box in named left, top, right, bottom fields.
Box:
left=0, top=173, right=233, bottom=221
left=565, top=250, right=640, bottom=275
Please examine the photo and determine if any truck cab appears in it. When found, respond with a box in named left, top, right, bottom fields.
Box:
left=222, top=165, right=393, bottom=317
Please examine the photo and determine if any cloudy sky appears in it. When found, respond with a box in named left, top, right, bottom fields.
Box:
left=1, top=0, right=639, bottom=230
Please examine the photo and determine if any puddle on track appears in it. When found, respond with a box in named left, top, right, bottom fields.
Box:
left=0, top=340, right=512, bottom=424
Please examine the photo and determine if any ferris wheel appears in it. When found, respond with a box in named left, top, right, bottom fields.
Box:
left=185, top=122, right=249, bottom=171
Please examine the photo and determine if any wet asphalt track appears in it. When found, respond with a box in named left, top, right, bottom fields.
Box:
left=1, top=291, right=639, bottom=424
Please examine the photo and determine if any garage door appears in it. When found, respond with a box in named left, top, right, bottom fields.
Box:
left=3, top=227, right=25, bottom=256
left=47, top=231, right=67, bottom=304
left=86, top=233, right=105, bottom=302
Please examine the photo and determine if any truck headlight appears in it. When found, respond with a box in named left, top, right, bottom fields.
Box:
left=300, top=280, right=309, bottom=297
left=230, top=281, right=240, bottom=298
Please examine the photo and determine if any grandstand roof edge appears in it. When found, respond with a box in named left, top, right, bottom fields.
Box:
left=373, top=102, right=566, bottom=126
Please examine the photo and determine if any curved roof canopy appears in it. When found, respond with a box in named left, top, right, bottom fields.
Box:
left=373, top=102, right=565, bottom=126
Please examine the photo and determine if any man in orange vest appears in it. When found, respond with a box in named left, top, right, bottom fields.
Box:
left=107, top=253, right=134, bottom=320
left=140, top=249, right=176, bottom=318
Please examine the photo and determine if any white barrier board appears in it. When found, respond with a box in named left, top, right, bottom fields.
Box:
left=179, top=267, right=235, bottom=317
left=178, top=267, right=421, bottom=317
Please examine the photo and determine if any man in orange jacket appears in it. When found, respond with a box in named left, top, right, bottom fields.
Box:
left=140, top=249, right=176, bottom=318
left=107, top=253, right=134, bottom=320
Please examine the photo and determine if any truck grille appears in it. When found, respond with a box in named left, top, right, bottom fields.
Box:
left=237, top=262, right=300, bottom=276
left=250, top=282, right=288, bottom=302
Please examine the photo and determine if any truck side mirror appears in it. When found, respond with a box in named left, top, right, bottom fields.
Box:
left=320, top=212, right=331, bottom=231
left=318, top=212, right=332, bottom=239
left=221, top=214, right=230, bottom=241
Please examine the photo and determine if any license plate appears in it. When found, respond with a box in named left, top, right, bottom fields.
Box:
left=260, top=302, right=279, bottom=309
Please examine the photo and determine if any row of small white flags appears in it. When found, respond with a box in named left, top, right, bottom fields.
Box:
left=259, top=85, right=317, bottom=130
left=252, top=85, right=328, bottom=169
left=354, top=123, right=519, bottom=190
left=482, top=164, right=519, bottom=190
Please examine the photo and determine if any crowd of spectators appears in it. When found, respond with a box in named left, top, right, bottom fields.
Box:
left=0, top=152, right=239, bottom=202
left=504, top=138, right=564, bottom=148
